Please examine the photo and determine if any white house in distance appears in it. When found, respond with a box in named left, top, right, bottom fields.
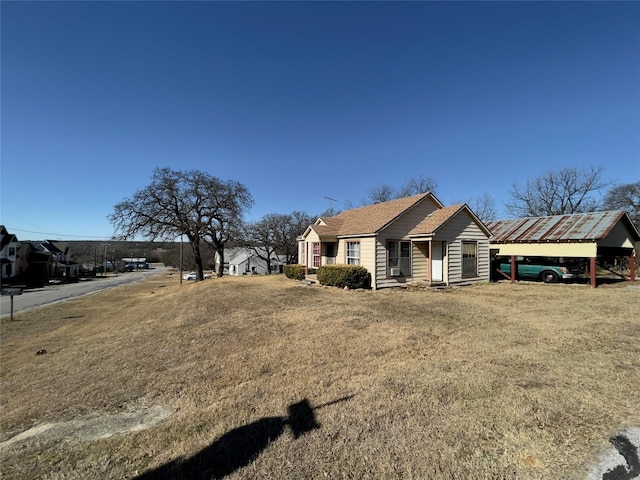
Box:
left=218, top=247, right=286, bottom=276
left=297, top=192, right=492, bottom=289
left=1, top=225, right=20, bottom=280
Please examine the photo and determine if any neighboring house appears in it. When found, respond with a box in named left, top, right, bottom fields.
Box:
left=1, top=225, right=20, bottom=281
left=17, top=242, right=51, bottom=286
left=219, top=247, right=286, bottom=276
left=39, top=240, right=80, bottom=279
left=297, top=192, right=492, bottom=289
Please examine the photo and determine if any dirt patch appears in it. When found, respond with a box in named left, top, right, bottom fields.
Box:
left=0, top=404, right=173, bottom=449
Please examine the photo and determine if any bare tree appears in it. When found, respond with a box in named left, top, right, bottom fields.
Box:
left=243, top=214, right=281, bottom=274
left=367, top=183, right=396, bottom=204
left=354, top=174, right=439, bottom=206
left=281, top=211, right=315, bottom=264
left=505, top=166, right=608, bottom=217
left=601, top=181, right=640, bottom=227
left=397, top=174, right=438, bottom=198
left=468, top=193, right=497, bottom=223
left=244, top=211, right=315, bottom=267
left=109, top=168, right=253, bottom=280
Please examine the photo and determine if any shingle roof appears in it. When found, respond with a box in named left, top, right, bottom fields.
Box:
left=316, top=192, right=438, bottom=237
left=41, top=240, right=64, bottom=254
left=408, top=204, right=465, bottom=236
left=486, top=211, right=640, bottom=243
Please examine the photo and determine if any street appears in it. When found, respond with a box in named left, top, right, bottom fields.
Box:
left=0, top=267, right=170, bottom=317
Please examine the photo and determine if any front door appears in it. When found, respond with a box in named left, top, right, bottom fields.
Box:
left=432, top=242, right=444, bottom=282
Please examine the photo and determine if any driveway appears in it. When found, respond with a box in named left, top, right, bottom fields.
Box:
left=1, top=267, right=170, bottom=317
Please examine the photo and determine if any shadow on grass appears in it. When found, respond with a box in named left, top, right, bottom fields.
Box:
left=134, top=395, right=354, bottom=480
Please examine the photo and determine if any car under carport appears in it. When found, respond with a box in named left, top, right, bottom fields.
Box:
left=486, top=210, right=639, bottom=288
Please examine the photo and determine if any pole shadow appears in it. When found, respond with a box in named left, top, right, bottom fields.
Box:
left=134, top=395, right=354, bottom=480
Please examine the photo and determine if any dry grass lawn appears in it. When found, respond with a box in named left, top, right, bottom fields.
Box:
left=1, top=272, right=639, bottom=479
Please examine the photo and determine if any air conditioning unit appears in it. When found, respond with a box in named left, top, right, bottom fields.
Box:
left=390, top=267, right=401, bottom=277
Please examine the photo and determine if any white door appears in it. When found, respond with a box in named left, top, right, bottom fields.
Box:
left=432, top=242, right=443, bottom=282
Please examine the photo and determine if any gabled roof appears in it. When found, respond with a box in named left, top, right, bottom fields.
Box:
left=1, top=225, right=19, bottom=250
left=486, top=211, right=640, bottom=243
left=308, top=192, right=442, bottom=238
left=41, top=240, right=64, bottom=254
left=408, top=204, right=491, bottom=237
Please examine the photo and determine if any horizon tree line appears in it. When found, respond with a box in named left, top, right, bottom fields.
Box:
left=109, top=166, right=639, bottom=280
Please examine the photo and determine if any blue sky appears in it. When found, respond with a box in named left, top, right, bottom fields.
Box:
left=1, top=1, right=639, bottom=240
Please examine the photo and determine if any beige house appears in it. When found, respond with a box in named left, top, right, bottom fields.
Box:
left=298, top=192, right=491, bottom=289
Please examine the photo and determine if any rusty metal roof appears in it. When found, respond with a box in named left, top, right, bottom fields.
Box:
left=486, top=211, right=640, bottom=243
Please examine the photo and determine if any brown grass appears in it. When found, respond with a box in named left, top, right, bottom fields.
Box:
left=1, top=273, right=639, bottom=479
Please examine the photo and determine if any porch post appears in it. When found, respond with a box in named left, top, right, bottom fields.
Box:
left=629, top=253, right=636, bottom=282
left=590, top=257, right=597, bottom=288
left=304, top=242, right=308, bottom=276
left=428, top=241, right=433, bottom=286
left=510, top=255, right=516, bottom=283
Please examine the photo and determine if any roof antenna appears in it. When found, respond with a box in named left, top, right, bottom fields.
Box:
left=323, top=196, right=337, bottom=212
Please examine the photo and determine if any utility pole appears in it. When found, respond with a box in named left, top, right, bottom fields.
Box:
left=179, top=234, right=183, bottom=285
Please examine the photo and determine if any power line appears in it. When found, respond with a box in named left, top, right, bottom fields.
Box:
left=4, top=227, right=114, bottom=240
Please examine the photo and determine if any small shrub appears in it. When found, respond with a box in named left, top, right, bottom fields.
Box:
left=316, top=265, right=371, bottom=289
left=284, top=264, right=306, bottom=280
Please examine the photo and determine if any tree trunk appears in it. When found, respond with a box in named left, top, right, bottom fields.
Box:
left=265, top=256, right=272, bottom=274
left=216, top=245, right=225, bottom=277
left=190, top=239, right=205, bottom=281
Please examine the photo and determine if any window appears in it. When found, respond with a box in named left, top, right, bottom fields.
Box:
left=325, top=243, right=336, bottom=264
left=300, top=243, right=305, bottom=265
left=346, top=241, right=360, bottom=265
left=388, top=240, right=411, bottom=276
left=462, top=241, right=477, bottom=277
left=8, top=247, right=15, bottom=256
left=312, top=242, right=321, bottom=268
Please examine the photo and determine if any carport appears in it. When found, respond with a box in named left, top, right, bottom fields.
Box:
left=486, top=211, right=640, bottom=288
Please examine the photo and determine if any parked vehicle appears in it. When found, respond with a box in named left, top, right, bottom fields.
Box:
left=182, top=272, right=211, bottom=280
left=496, top=257, right=581, bottom=283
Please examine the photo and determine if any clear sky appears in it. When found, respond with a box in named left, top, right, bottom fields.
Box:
left=1, top=1, right=639, bottom=240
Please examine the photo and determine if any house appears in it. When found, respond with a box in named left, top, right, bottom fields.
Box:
left=218, top=247, right=286, bottom=276
left=1, top=225, right=20, bottom=281
left=17, top=242, right=52, bottom=286
left=297, top=192, right=492, bottom=289
left=39, top=240, right=80, bottom=279
left=486, top=210, right=640, bottom=287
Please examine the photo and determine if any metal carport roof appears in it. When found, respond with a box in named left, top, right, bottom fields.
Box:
left=487, top=211, right=639, bottom=243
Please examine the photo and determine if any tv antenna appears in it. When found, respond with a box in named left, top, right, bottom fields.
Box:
left=323, top=196, right=337, bottom=210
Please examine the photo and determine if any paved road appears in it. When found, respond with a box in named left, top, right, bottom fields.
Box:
left=1, top=267, right=170, bottom=317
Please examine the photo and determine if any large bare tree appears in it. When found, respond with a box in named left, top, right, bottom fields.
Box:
left=505, top=166, right=608, bottom=217
left=109, top=168, right=253, bottom=280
